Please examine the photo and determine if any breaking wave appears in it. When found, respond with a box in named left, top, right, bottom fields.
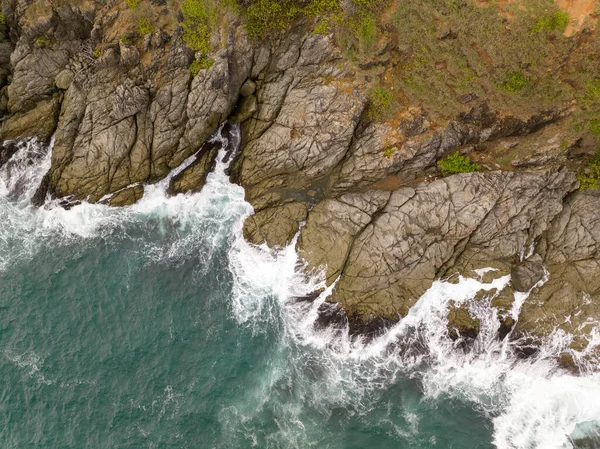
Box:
left=1, top=126, right=599, bottom=448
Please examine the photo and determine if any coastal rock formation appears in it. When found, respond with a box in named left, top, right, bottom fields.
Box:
left=1, top=0, right=600, bottom=370
left=319, top=169, right=576, bottom=319
left=513, top=190, right=600, bottom=366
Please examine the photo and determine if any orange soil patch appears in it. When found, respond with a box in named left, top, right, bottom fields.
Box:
left=556, top=0, right=596, bottom=35
left=476, top=0, right=596, bottom=35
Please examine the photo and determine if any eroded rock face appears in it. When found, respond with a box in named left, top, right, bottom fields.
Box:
left=326, top=169, right=576, bottom=320
left=513, top=190, right=600, bottom=358
left=2, top=2, right=254, bottom=204
left=231, top=31, right=365, bottom=234
left=297, top=191, right=391, bottom=284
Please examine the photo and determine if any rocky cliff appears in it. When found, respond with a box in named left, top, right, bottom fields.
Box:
left=1, top=0, right=600, bottom=371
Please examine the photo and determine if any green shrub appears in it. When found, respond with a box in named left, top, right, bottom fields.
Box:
left=583, top=78, right=600, bottom=105
left=576, top=151, right=600, bottom=190
left=305, top=0, right=341, bottom=18
left=181, top=0, right=217, bottom=52
left=437, top=151, right=479, bottom=176
left=126, top=0, right=140, bottom=9
left=367, top=87, right=393, bottom=119
left=532, top=10, right=569, bottom=33
left=577, top=173, right=599, bottom=190
left=502, top=71, right=529, bottom=94
left=190, top=55, right=214, bottom=75
left=306, top=0, right=342, bottom=34
left=138, top=17, right=154, bottom=36
left=590, top=119, right=600, bottom=136
left=244, top=0, right=301, bottom=38
left=383, top=145, right=395, bottom=159
left=35, top=36, right=52, bottom=47
left=0, top=13, right=5, bottom=25
left=93, top=48, right=102, bottom=58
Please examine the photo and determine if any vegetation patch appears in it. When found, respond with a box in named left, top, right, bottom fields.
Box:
left=126, top=0, right=140, bottom=9
left=138, top=18, right=154, bottom=36
left=0, top=13, right=5, bottom=25
left=181, top=0, right=217, bottom=53
left=244, top=0, right=301, bottom=38
left=239, top=0, right=387, bottom=48
left=388, top=0, right=574, bottom=113
left=190, top=55, right=214, bottom=75
left=438, top=151, right=479, bottom=176
left=367, top=86, right=393, bottom=119
left=589, top=119, right=600, bottom=136
left=35, top=36, right=53, bottom=48
left=582, top=78, right=600, bottom=106
left=502, top=71, right=530, bottom=94
left=532, top=10, right=569, bottom=34
left=577, top=151, right=600, bottom=190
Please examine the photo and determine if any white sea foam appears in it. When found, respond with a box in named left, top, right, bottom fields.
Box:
left=229, top=229, right=600, bottom=448
left=0, top=125, right=250, bottom=269
left=2, top=127, right=600, bottom=448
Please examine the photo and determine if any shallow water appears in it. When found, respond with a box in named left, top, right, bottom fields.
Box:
left=1, top=128, right=599, bottom=448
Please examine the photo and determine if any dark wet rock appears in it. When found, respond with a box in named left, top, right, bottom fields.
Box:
left=447, top=303, right=480, bottom=340
left=106, top=185, right=144, bottom=207
left=314, top=301, right=348, bottom=331
left=31, top=172, right=51, bottom=207
left=292, top=291, right=321, bottom=303
left=314, top=301, right=397, bottom=341
left=0, top=140, right=19, bottom=168
left=167, top=141, right=221, bottom=196
left=239, top=79, right=256, bottom=97
left=243, top=202, right=309, bottom=247
left=488, top=286, right=517, bottom=340
left=229, top=94, right=257, bottom=123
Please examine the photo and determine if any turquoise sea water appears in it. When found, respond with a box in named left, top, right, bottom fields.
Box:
left=1, top=130, right=599, bottom=448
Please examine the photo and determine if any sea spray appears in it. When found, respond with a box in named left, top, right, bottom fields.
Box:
left=1, top=128, right=600, bottom=448
left=228, top=222, right=600, bottom=448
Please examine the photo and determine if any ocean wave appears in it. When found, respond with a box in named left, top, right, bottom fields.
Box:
left=2, top=126, right=599, bottom=448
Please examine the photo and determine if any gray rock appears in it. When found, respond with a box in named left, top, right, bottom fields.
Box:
left=329, top=169, right=576, bottom=321
left=512, top=190, right=600, bottom=367
left=298, top=191, right=391, bottom=284
left=239, top=79, right=256, bottom=97
left=55, top=69, right=74, bottom=90
left=511, top=254, right=545, bottom=292
left=119, top=44, right=140, bottom=67
left=243, top=202, right=309, bottom=247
